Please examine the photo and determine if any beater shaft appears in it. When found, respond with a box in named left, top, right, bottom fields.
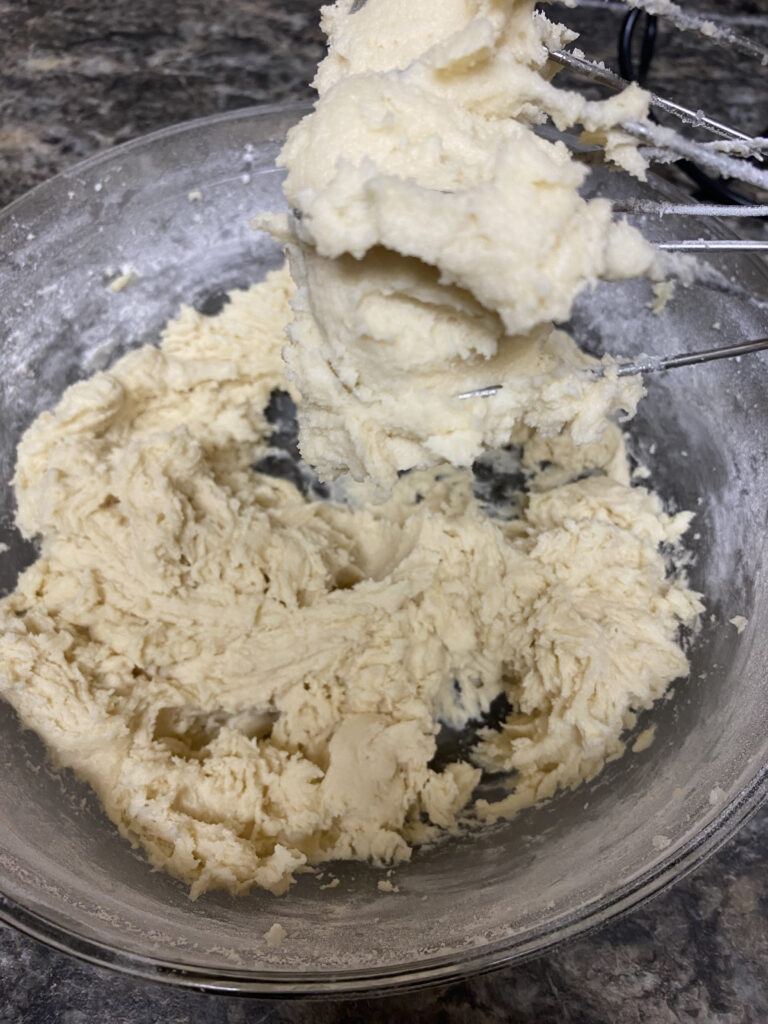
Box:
left=456, top=338, right=768, bottom=400
left=549, top=49, right=754, bottom=144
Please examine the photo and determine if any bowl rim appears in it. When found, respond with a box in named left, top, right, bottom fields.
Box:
left=1, top=101, right=767, bottom=997
left=0, top=100, right=310, bottom=222
left=0, top=765, right=766, bottom=996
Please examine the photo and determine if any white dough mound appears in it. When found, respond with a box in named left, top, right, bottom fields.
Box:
left=265, top=0, right=656, bottom=488
left=0, top=267, right=701, bottom=897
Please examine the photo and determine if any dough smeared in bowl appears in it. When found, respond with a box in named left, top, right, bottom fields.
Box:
left=0, top=0, right=700, bottom=901
left=263, top=0, right=656, bottom=489
left=0, top=268, right=701, bottom=897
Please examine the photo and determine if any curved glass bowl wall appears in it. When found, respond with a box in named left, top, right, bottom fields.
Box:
left=0, top=106, right=767, bottom=995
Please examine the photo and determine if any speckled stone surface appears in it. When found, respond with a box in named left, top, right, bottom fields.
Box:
left=1, top=1, right=767, bottom=1021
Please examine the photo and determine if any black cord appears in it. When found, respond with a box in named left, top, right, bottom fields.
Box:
left=619, top=9, right=656, bottom=86
left=618, top=9, right=757, bottom=207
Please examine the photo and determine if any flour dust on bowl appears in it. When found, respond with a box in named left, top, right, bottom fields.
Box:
left=0, top=106, right=768, bottom=995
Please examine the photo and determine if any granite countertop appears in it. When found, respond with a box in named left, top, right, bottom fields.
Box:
left=1, top=1, right=767, bottom=1021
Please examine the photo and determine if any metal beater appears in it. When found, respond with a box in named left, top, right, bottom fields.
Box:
left=458, top=0, right=768, bottom=398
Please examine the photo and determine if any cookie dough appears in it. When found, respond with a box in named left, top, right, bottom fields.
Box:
left=0, top=267, right=700, bottom=897
left=264, top=0, right=656, bottom=488
left=0, top=0, right=701, bottom=899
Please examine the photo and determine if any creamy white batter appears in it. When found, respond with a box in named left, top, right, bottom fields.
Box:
left=0, top=0, right=702, bottom=898
left=264, top=0, right=656, bottom=488
left=0, top=267, right=700, bottom=896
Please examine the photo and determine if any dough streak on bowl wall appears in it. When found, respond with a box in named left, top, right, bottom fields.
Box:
left=0, top=0, right=702, bottom=899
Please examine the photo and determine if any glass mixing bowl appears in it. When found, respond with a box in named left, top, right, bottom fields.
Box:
left=1, top=104, right=767, bottom=996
